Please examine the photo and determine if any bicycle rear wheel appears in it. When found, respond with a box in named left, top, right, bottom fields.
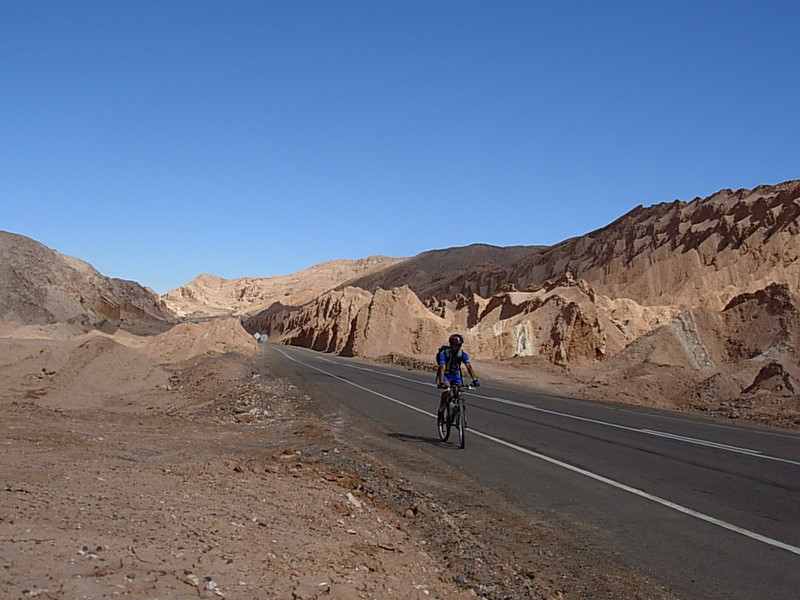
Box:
left=457, top=403, right=466, bottom=448
left=437, top=402, right=451, bottom=442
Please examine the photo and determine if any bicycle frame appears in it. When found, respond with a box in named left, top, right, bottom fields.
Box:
left=438, top=384, right=472, bottom=447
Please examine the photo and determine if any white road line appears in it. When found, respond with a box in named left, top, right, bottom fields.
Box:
left=469, top=427, right=800, bottom=556
left=276, top=348, right=800, bottom=556
left=312, top=353, right=800, bottom=466
left=641, top=429, right=766, bottom=456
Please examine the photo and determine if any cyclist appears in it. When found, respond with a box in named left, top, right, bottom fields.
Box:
left=435, top=333, right=480, bottom=424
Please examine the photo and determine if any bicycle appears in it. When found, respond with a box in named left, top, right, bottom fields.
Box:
left=437, top=384, right=474, bottom=448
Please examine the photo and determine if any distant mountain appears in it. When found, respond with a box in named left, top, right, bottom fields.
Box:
left=338, top=243, right=546, bottom=299
left=161, top=256, right=402, bottom=317
left=0, top=231, right=174, bottom=334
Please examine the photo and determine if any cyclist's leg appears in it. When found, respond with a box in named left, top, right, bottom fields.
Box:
left=450, top=372, right=463, bottom=399
left=438, top=374, right=457, bottom=418
left=438, top=389, right=449, bottom=414
left=447, top=374, right=463, bottom=421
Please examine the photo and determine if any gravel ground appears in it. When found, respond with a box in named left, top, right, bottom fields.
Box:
left=1, top=350, right=681, bottom=599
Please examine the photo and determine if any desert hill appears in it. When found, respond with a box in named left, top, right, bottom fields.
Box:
left=338, top=180, right=800, bottom=310
left=0, top=231, right=175, bottom=335
left=511, top=180, right=800, bottom=310
left=0, top=230, right=255, bottom=406
left=161, top=255, right=402, bottom=317
left=338, top=243, right=546, bottom=300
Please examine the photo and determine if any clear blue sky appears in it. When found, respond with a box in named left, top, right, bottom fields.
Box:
left=2, top=1, right=798, bottom=293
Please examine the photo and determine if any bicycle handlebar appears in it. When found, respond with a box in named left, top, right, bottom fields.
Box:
left=436, top=383, right=476, bottom=390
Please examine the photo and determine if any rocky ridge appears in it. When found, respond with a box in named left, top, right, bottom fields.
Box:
left=511, top=180, right=800, bottom=310
left=0, top=231, right=175, bottom=335
left=161, top=255, right=401, bottom=317
left=241, top=180, right=800, bottom=427
left=336, top=180, right=800, bottom=310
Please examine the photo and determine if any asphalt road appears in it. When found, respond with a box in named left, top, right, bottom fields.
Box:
left=270, top=345, right=800, bottom=600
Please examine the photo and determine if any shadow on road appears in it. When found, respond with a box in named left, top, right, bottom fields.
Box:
left=388, top=432, right=461, bottom=449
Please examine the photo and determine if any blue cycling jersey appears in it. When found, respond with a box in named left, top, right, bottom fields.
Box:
left=438, top=349, right=470, bottom=386
left=437, top=348, right=470, bottom=371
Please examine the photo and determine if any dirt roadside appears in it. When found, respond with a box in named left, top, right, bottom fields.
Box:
left=1, top=349, right=681, bottom=600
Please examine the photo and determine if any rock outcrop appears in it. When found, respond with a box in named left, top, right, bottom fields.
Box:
left=0, top=231, right=175, bottom=334
left=518, top=180, right=800, bottom=310
left=162, top=256, right=401, bottom=317
left=576, top=282, right=800, bottom=426
left=246, top=275, right=666, bottom=368
left=340, top=181, right=800, bottom=312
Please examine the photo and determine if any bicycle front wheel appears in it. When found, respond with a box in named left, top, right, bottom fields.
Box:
left=437, top=403, right=452, bottom=442
left=457, top=404, right=466, bottom=448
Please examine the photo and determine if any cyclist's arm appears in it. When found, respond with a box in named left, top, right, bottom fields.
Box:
left=465, top=363, right=477, bottom=380
left=436, top=364, right=445, bottom=384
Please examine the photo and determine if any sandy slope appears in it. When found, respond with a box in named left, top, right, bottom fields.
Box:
left=0, top=323, right=681, bottom=600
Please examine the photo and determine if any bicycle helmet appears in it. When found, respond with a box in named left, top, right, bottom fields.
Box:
left=448, top=333, right=464, bottom=346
